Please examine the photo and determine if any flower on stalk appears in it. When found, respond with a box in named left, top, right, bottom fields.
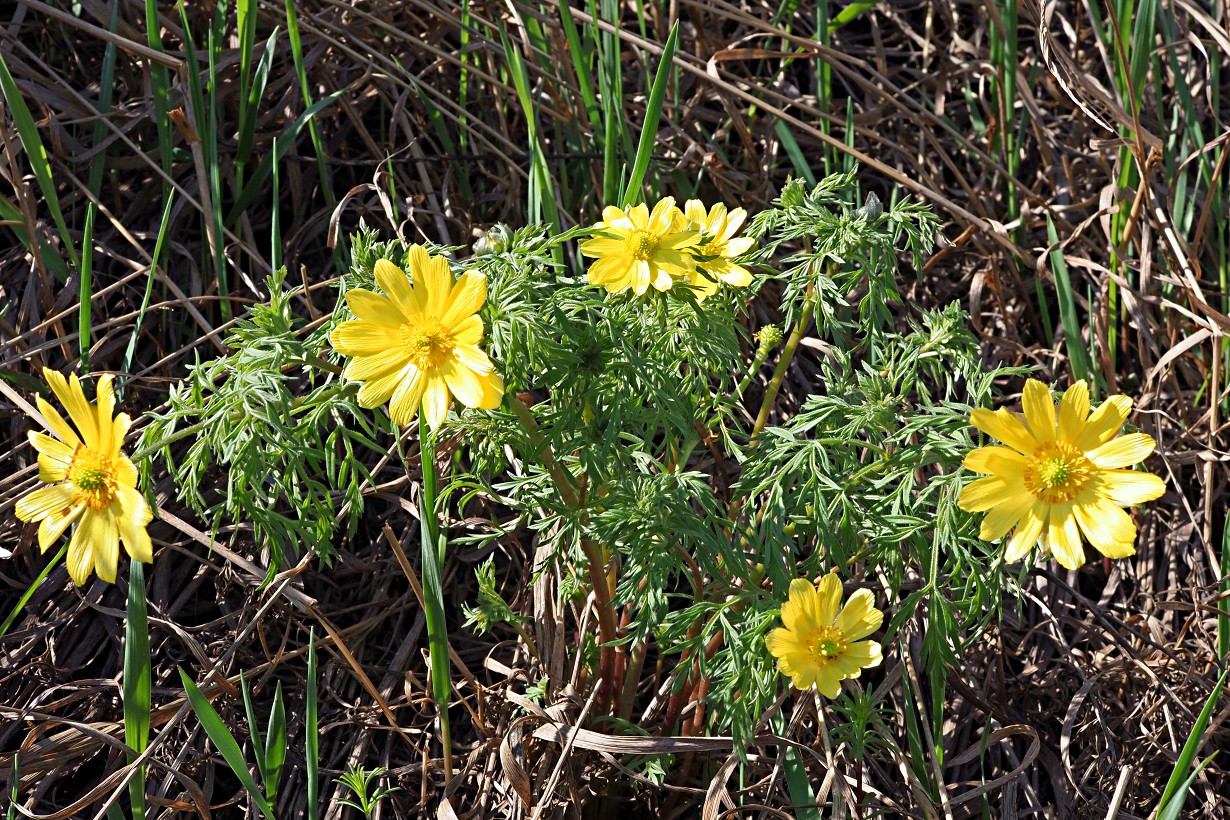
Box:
left=579, top=197, right=699, bottom=295
left=677, top=200, right=754, bottom=300
left=766, top=574, right=883, bottom=696
left=330, top=246, right=504, bottom=430
left=958, top=379, right=1165, bottom=570
left=14, top=369, right=153, bottom=586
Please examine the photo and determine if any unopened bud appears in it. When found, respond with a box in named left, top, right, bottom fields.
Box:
left=756, top=324, right=783, bottom=352
left=857, top=192, right=883, bottom=221
left=474, top=223, right=513, bottom=255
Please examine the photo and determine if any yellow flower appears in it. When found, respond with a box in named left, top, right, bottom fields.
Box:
left=678, top=200, right=755, bottom=300
left=579, top=197, right=699, bottom=295
left=958, top=379, right=1165, bottom=570
left=15, top=369, right=153, bottom=586
left=330, top=246, right=504, bottom=430
left=765, top=574, right=883, bottom=696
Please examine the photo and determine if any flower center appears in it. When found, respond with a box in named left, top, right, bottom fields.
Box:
left=806, top=625, right=849, bottom=665
left=401, top=320, right=452, bottom=370
left=67, top=447, right=116, bottom=510
left=625, top=229, right=660, bottom=261
left=1024, top=441, right=1094, bottom=503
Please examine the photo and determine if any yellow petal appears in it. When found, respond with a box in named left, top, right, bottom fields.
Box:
left=1095, top=469, right=1165, bottom=505
left=647, top=197, right=679, bottom=233
left=958, top=476, right=1021, bottom=512
left=440, top=359, right=485, bottom=408
left=331, top=320, right=402, bottom=356
left=970, top=407, right=1038, bottom=456
left=765, top=627, right=806, bottom=663
left=1056, top=381, right=1090, bottom=444
left=579, top=234, right=628, bottom=258
left=44, top=369, right=100, bottom=450
left=30, top=430, right=74, bottom=467
left=39, top=453, right=68, bottom=483
left=109, top=413, right=132, bottom=459
left=115, top=485, right=155, bottom=565
left=1074, top=394, right=1132, bottom=452
left=39, top=502, right=84, bottom=552
left=841, top=640, right=882, bottom=673
left=814, top=574, right=842, bottom=626
left=92, top=511, right=121, bottom=584
left=410, top=249, right=452, bottom=318
left=813, top=665, right=842, bottom=698
left=476, top=370, right=504, bottom=410
left=35, top=395, right=81, bottom=448
left=781, top=578, right=820, bottom=633
left=649, top=263, right=675, bottom=292
left=1044, top=503, right=1085, bottom=570
left=375, top=258, right=422, bottom=318
left=16, top=483, right=75, bottom=523
left=388, top=367, right=427, bottom=426
left=834, top=589, right=883, bottom=641
left=95, top=375, right=116, bottom=454
left=69, top=509, right=116, bottom=585
left=1086, top=433, right=1155, bottom=468
left=345, top=352, right=408, bottom=381
left=1021, top=379, right=1057, bottom=443
left=346, top=288, right=404, bottom=325
left=422, top=376, right=451, bottom=430
left=1072, top=493, right=1137, bottom=557
left=453, top=315, right=483, bottom=347
left=115, top=455, right=139, bottom=488
left=978, top=488, right=1035, bottom=541
left=631, top=260, right=652, bottom=295
left=962, top=446, right=1027, bottom=478
left=441, top=270, right=487, bottom=327
left=1004, top=500, right=1047, bottom=562
left=356, top=363, right=414, bottom=410
left=586, top=254, right=630, bottom=289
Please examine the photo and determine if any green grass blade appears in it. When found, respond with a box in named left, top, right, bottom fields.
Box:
left=1156, top=665, right=1226, bottom=811
left=124, top=561, right=151, bottom=820
left=0, top=544, right=67, bottom=639
left=774, top=121, right=817, bottom=187
left=559, top=2, right=601, bottom=131
left=144, top=0, right=174, bottom=189
left=1158, top=754, right=1216, bottom=820
left=179, top=668, right=277, bottom=820
left=79, top=204, right=95, bottom=370
left=419, top=427, right=454, bottom=776
left=1046, top=215, right=1095, bottom=388
left=236, top=29, right=280, bottom=174
left=621, top=21, right=680, bottom=207
left=225, top=88, right=346, bottom=226
left=120, top=193, right=175, bottom=401
left=264, top=681, right=286, bottom=803
left=783, top=744, right=822, bottom=819
left=285, top=0, right=339, bottom=227
left=240, top=673, right=267, bottom=787
left=0, top=195, right=69, bottom=281
left=0, top=52, right=79, bottom=272
left=306, top=627, right=319, bottom=820
left=501, top=32, right=561, bottom=239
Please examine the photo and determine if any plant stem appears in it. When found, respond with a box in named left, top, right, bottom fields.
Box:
left=417, top=425, right=454, bottom=780
left=751, top=288, right=817, bottom=437
left=507, top=393, right=619, bottom=710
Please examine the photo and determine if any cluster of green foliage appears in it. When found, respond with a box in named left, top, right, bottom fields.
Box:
left=144, top=169, right=1022, bottom=748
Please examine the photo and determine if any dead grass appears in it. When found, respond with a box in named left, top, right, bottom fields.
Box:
left=1, top=0, right=1228, bottom=817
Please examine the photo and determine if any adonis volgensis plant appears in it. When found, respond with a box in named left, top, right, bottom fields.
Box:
left=8, top=170, right=1165, bottom=752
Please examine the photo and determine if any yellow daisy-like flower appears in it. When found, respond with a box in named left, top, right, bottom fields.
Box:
left=579, top=197, right=699, bottom=295
left=678, top=200, right=755, bottom=300
left=765, top=574, right=884, bottom=696
left=14, top=369, right=153, bottom=586
left=958, top=378, right=1166, bottom=570
left=330, top=246, right=504, bottom=430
